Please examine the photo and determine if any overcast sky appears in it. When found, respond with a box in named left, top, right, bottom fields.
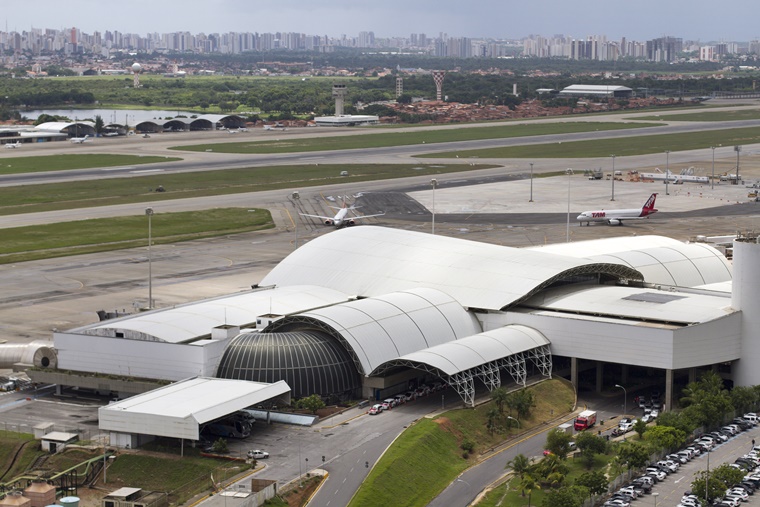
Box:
left=6, top=0, right=760, bottom=42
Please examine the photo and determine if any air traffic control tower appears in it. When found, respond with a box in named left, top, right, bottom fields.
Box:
left=332, top=83, right=347, bottom=116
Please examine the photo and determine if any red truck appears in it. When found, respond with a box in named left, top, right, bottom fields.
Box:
left=574, top=410, right=597, bottom=431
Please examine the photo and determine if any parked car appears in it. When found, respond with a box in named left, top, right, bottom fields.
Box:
left=368, top=404, right=383, bottom=415
left=383, top=398, right=397, bottom=409
left=247, top=449, right=269, bottom=459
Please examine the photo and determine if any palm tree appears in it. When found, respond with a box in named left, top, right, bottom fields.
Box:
left=507, top=453, right=531, bottom=481
left=520, top=473, right=540, bottom=504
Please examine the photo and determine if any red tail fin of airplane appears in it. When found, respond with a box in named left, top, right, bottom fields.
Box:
left=643, top=193, right=657, bottom=211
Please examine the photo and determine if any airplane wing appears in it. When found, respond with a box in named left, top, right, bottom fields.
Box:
left=348, top=212, right=385, bottom=221
left=299, top=213, right=333, bottom=221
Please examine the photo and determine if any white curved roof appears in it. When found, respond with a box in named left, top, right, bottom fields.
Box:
left=261, top=227, right=642, bottom=311
left=78, top=285, right=351, bottom=343
left=35, top=121, right=94, bottom=132
left=271, top=287, right=482, bottom=375
left=527, top=235, right=731, bottom=287
left=375, top=325, right=549, bottom=376
left=522, top=285, right=736, bottom=325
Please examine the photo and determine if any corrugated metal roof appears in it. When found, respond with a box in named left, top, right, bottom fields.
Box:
left=260, top=227, right=642, bottom=311
left=527, top=236, right=731, bottom=287
left=269, top=287, right=482, bottom=375
left=375, top=325, right=549, bottom=376
left=520, top=285, right=735, bottom=325
left=98, top=377, right=290, bottom=440
left=78, top=285, right=350, bottom=343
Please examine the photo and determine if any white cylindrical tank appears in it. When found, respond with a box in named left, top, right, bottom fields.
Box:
left=731, top=236, right=760, bottom=386
left=58, top=498, right=79, bottom=507
left=0, top=341, right=57, bottom=370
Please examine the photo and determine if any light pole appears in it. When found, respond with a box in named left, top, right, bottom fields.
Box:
left=430, top=178, right=438, bottom=235
left=614, top=384, right=627, bottom=414
left=145, top=207, right=154, bottom=309
left=529, top=163, right=534, bottom=202
left=735, top=145, right=742, bottom=183
left=665, top=150, right=670, bottom=195
left=610, top=154, right=616, bottom=201
left=711, top=146, right=715, bottom=190
left=292, top=191, right=300, bottom=249
left=565, top=169, right=573, bottom=243
left=507, top=415, right=521, bottom=430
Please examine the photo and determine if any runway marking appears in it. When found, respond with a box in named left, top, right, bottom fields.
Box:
left=101, top=166, right=135, bottom=171
left=130, top=169, right=164, bottom=174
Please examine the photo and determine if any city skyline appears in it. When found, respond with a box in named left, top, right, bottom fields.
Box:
left=7, top=0, right=760, bottom=43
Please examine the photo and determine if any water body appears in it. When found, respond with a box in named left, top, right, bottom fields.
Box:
left=22, top=108, right=198, bottom=124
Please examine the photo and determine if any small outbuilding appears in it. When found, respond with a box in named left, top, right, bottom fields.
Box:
left=40, top=431, right=78, bottom=453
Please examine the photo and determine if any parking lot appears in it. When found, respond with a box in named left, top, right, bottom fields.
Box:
left=606, top=415, right=760, bottom=507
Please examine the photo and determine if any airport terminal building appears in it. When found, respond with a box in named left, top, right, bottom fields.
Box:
left=22, top=227, right=760, bottom=446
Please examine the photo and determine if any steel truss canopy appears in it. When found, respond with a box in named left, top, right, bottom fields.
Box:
left=373, top=325, right=552, bottom=406
left=261, top=227, right=643, bottom=311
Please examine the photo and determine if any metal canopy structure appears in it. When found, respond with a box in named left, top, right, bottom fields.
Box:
left=372, top=325, right=552, bottom=406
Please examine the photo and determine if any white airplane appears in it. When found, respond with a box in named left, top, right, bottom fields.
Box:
left=263, top=124, right=286, bottom=131
left=576, top=193, right=658, bottom=226
left=639, top=168, right=709, bottom=184
left=70, top=135, right=91, bottom=144
left=228, top=129, right=239, bottom=134
left=4, top=141, right=21, bottom=149
left=300, top=199, right=385, bottom=228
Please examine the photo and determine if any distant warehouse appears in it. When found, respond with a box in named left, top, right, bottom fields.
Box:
left=559, top=84, right=633, bottom=99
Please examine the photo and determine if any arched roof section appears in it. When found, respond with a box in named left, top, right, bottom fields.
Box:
left=372, top=325, right=549, bottom=376
left=197, top=114, right=245, bottom=128
left=35, top=121, right=95, bottom=135
left=260, top=227, right=643, bottom=311
left=190, top=118, right=214, bottom=130
left=76, top=285, right=351, bottom=343
left=135, top=120, right=163, bottom=133
left=264, top=287, right=482, bottom=376
left=163, top=118, right=190, bottom=131
left=527, top=236, right=731, bottom=287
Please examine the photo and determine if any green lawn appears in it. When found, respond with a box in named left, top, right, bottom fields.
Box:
left=348, top=379, right=575, bottom=507
left=0, top=163, right=494, bottom=216
left=416, top=126, right=760, bottom=159
left=170, top=122, right=657, bottom=154
left=629, top=109, right=760, bottom=122
left=0, top=208, right=273, bottom=264
left=0, top=154, right=181, bottom=175
left=0, top=431, right=42, bottom=483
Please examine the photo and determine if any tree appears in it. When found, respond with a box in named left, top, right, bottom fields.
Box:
left=211, top=437, right=228, bottom=453
left=541, top=485, right=587, bottom=507
left=545, top=428, right=572, bottom=459
left=643, top=425, right=687, bottom=452
left=633, top=418, right=648, bottom=439
left=574, top=431, right=606, bottom=468
left=94, top=115, right=104, bottom=135
left=575, top=470, right=608, bottom=503
left=507, top=453, right=532, bottom=481
left=656, top=411, right=696, bottom=434
left=731, top=385, right=759, bottom=414
left=296, top=394, right=325, bottom=414
left=616, top=441, right=650, bottom=470
left=491, top=387, right=508, bottom=415
left=691, top=464, right=742, bottom=504
left=680, top=371, right=733, bottom=428
left=486, top=406, right=501, bottom=435
left=520, top=474, right=540, bottom=505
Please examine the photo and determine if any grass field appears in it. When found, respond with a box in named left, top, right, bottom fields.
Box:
left=0, top=431, right=42, bottom=483
left=0, top=163, right=493, bottom=216
left=629, top=109, right=760, bottom=122
left=0, top=208, right=272, bottom=264
left=348, top=379, right=575, bottom=507
left=171, top=122, right=657, bottom=154
left=417, top=126, right=760, bottom=159
left=0, top=154, right=181, bottom=175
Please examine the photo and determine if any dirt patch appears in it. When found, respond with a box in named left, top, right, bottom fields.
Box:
left=281, top=476, right=322, bottom=507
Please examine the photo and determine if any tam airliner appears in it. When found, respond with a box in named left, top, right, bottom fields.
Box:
left=576, top=193, right=658, bottom=226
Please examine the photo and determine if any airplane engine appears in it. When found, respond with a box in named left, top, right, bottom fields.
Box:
left=608, top=219, right=621, bottom=226
left=346, top=219, right=356, bottom=226
left=324, top=219, right=334, bottom=226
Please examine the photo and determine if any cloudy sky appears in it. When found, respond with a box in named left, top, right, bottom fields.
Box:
left=6, top=0, right=759, bottom=42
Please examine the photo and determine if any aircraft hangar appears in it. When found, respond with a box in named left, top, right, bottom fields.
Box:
left=29, top=226, right=760, bottom=446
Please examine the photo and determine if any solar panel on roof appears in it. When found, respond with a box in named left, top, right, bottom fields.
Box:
left=622, top=292, right=687, bottom=304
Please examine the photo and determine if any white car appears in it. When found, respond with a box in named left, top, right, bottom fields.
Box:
left=247, top=449, right=269, bottom=459
left=728, top=488, right=749, bottom=501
